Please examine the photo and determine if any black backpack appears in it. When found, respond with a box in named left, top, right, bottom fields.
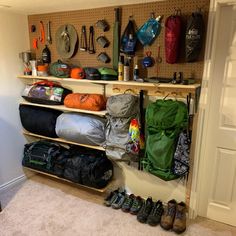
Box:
left=185, top=12, right=204, bottom=62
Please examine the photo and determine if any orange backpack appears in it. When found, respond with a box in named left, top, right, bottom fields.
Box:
left=64, top=93, right=106, bottom=111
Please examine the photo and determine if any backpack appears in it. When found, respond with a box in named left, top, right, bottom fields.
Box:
left=105, top=94, right=141, bottom=161
left=120, top=19, right=137, bottom=56
left=185, top=12, right=204, bottom=62
left=143, top=99, right=188, bottom=181
left=165, top=14, right=182, bottom=64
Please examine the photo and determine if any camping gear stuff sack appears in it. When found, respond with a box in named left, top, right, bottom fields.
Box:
left=19, top=104, right=62, bottom=137
left=185, top=12, right=204, bottom=62
left=49, top=60, right=71, bottom=78
left=22, top=80, right=72, bottom=105
left=120, top=18, right=137, bottom=56
left=22, top=141, right=66, bottom=173
left=143, top=99, right=188, bottom=181
left=84, top=67, right=101, bottom=80
left=63, top=147, right=113, bottom=189
left=105, top=94, right=140, bottom=161
left=55, top=113, right=106, bottom=146
left=165, top=14, right=182, bottom=64
left=172, top=130, right=191, bottom=177
left=64, top=93, right=106, bottom=111
left=98, top=67, right=118, bottom=81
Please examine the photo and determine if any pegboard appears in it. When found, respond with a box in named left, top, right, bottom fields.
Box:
left=28, top=0, right=210, bottom=81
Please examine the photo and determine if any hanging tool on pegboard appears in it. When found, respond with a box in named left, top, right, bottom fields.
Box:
left=80, top=25, right=87, bottom=51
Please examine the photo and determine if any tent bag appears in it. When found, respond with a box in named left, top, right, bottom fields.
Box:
left=19, top=104, right=62, bottom=137
left=56, top=113, right=106, bottom=146
left=64, top=93, right=106, bottom=111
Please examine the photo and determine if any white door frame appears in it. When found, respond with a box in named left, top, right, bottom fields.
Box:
left=189, top=0, right=236, bottom=219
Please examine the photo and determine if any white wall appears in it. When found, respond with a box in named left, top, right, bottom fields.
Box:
left=0, top=10, right=29, bottom=186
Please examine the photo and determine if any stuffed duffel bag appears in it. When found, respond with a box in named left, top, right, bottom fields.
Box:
left=64, top=93, right=106, bottom=111
left=22, top=80, right=72, bottom=105
left=22, top=141, right=67, bottom=174
left=64, top=147, right=113, bottom=188
left=19, top=104, right=62, bottom=137
left=55, top=113, right=106, bottom=146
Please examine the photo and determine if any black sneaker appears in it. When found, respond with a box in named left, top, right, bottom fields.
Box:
left=111, top=191, right=126, bottom=209
left=121, top=194, right=135, bottom=212
left=147, top=200, right=164, bottom=226
left=104, top=189, right=119, bottom=207
left=130, top=196, right=144, bottom=215
left=137, top=197, right=153, bottom=223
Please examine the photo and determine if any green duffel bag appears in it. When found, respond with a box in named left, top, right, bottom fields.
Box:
left=143, top=99, right=188, bottom=181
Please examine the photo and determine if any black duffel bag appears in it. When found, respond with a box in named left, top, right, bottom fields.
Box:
left=22, top=141, right=67, bottom=173
left=19, top=104, right=62, bottom=137
left=64, top=147, right=113, bottom=189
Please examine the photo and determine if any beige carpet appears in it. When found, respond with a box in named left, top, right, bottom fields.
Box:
left=0, top=175, right=236, bottom=236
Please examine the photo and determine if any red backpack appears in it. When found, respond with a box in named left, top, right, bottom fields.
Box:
left=165, top=15, right=182, bottom=64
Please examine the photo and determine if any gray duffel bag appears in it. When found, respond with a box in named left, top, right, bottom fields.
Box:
left=56, top=113, right=106, bottom=146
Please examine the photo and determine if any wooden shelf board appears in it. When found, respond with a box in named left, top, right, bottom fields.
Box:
left=22, top=130, right=105, bottom=151
left=18, top=75, right=201, bottom=91
left=20, top=101, right=107, bottom=116
left=23, top=166, right=110, bottom=193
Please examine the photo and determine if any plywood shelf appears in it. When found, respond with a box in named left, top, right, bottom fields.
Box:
left=23, top=166, right=111, bottom=193
left=20, top=100, right=107, bottom=116
left=22, top=130, right=105, bottom=151
left=18, top=75, right=201, bottom=94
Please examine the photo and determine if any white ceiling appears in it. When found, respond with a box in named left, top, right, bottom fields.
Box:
left=0, top=0, right=158, bottom=15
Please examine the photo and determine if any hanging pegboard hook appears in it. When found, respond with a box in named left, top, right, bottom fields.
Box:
left=150, top=11, right=155, bottom=18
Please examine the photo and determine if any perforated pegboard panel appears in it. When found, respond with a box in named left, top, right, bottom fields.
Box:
left=28, top=0, right=210, bottom=81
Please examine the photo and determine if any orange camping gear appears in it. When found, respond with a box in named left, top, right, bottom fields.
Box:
left=64, top=93, right=106, bottom=111
left=70, top=67, right=85, bottom=79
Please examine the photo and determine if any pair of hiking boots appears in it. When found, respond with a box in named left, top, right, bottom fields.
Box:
left=160, top=199, right=187, bottom=234
left=137, top=197, right=164, bottom=226
left=104, top=189, right=143, bottom=214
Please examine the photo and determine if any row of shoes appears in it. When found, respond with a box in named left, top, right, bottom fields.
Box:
left=104, top=189, right=187, bottom=234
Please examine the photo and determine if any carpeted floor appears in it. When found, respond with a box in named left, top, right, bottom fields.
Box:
left=0, top=175, right=236, bottom=236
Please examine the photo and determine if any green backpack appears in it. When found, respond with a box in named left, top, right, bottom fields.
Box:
left=143, top=99, right=188, bottom=181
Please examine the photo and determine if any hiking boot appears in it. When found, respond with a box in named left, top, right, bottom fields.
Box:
left=121, top=194, right=135, bottom=212
left=104, top=189, right=119, bottom=207
left=111, top=191, right=126, bottom=209
left=130, top=196, right=143, bottom=215
left=160, top=199, right=177, bottom=230
left=137, top=197, right=153, bottom=223
left=147, top=200, right=164, bottom=226
left=173, top=202, right=187, bottom=234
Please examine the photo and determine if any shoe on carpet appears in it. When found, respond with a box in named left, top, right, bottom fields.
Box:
left=111, top=190, right=126, bottom=209
left=160, top=199, right=177, bottom=230
left=137, top=197, right=153, bottom=223
left=130, top=196, right=143, bottom=215
left=147, top=200, right=164, bottom=226
left=121, top=194, right=135, bottom=212
left=172, top=202, right=187, bottom=234
left=104, top=189, right=119, bottom=207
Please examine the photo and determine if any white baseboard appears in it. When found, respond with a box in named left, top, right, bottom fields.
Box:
left=0, top=175, right=27, bottom=194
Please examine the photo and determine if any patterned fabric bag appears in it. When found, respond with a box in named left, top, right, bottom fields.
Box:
left=172, top=130, right=191, bottom=177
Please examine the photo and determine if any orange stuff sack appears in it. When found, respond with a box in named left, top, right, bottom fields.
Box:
left=64, top=93, right=106, bottom=111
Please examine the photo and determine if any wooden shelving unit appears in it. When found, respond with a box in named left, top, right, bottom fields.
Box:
left=20, top=100, right=107, bottom=116
left=23, top=166, right=111, bottom=193
left=23, top=130, right=105, bottom=151
left=18, top=75, right=201, bottom=94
